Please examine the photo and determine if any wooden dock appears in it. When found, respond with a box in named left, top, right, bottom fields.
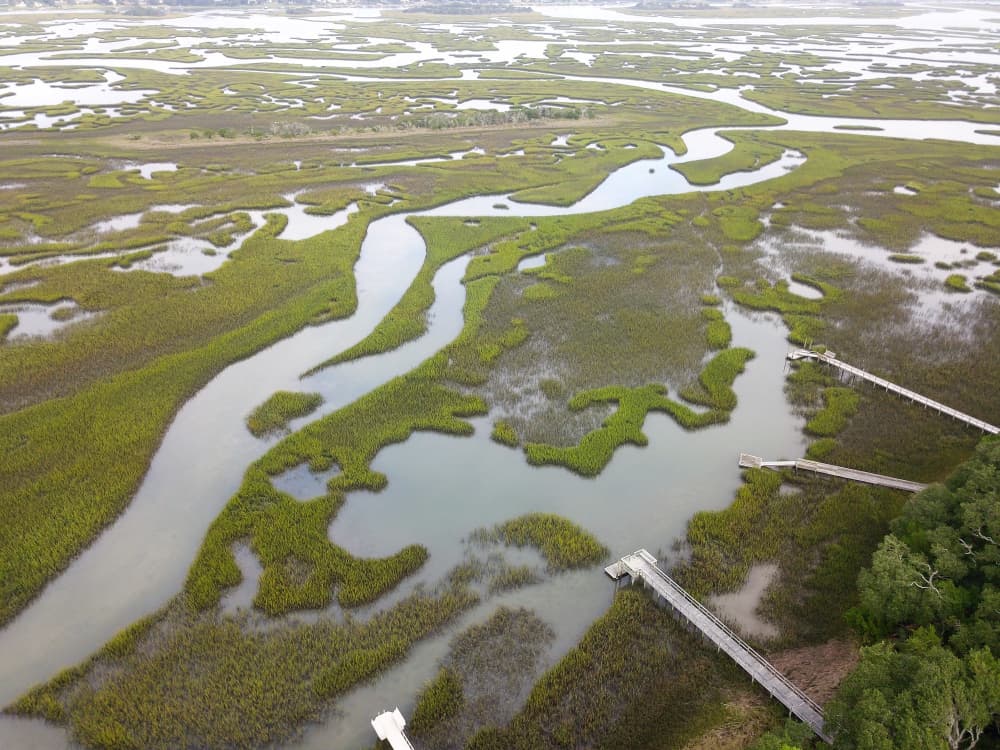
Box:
left=787, top=349, right=998, bottom=435
left=739, top=453, right=928, bottom=493
left=605, top=550, right=832, bottom=744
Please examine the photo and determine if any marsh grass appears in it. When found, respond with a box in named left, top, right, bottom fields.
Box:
left=475, top=218, right=722, bottom=447
left=679, top=347, right=755, bottom=412
left=945, top=273, right=971, bottom=292
left=523, top=380, right=730, bottom=476
left=467, top=588, right=756, bottom=750
left=470, top=513, right=608, bottom=571
left=410, top=607, right=555, bottom=750
left=678, top=469, right=906, bottom=645
left=888, top=253, right=924, bottom=264
left=310, top=216, right=529, bottom=371
left=490, top=419, right=519, bottom=447
left=804, top=387, right=859, bottom=437
left=702, top=306, right=733, bottom=349
left=245, top=390, right=322, bottom=438
left=0, top=313, right=17, bottom=341
left=13, top=585, right=479, bottom=749
left=187, top=371, right=487, bottom=614
left=0, top=216, right=368, bottom=625
left=410, top=667, right=465, bottom=735
left=672, top=131, right=785, bottom=186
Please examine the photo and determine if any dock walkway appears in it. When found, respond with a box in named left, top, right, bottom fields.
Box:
left=739, top=453, right=928, bottom=493
left=605, top=550, right=832, bottom=744
left=787, top=349, right=998, bottom=435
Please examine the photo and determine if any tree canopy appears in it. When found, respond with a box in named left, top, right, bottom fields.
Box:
left=830, top=437, right=1000, bottom=750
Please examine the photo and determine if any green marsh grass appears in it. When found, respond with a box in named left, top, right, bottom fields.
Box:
left=310, top=216, right=529, bottom=371
left=187, top=371, right=487, bottom=614
left=410, top=667, right=464, bottom=734
left=888, top=253, right=924, bottom=264
left=14, top=585, right=479, bottom=749
left=671, top=131, right=785, bottom=185
left=0, top=314, right=16, bottom=341
left=469, top=588, right=754, bottom=750
left=523, top=382, right=728, bottom=476
left=0, top=215, right=369, bottom=625
left=679, top=347, right=755, bottom=411
left=945, top=273, right=971, bottom=292
left=804, top=387, right=859, bottom=437
left=246, top=390, right=323, bottom=438
left=702, top=306, right=733, bottom=349
left=490, top=419, right=519, bottom=447
left=410, top=607, right=555, bottom=750
left=470, top=513, right=608, bottom=570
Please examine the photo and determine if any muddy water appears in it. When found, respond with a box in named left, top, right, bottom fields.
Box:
left=709, top=562, right=780, bottom=640
left=0, top=119, right=805, bottom=746
left=298, top=305, right=806, bottom=750
left=2, top=10, right=995, bottom=742
left=0, top=212, right=424, bottom=708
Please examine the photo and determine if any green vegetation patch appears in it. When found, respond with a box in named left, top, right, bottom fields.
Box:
left=680, top=468, right=906, bottom=643
left=410, top=607, right=555, bottom=747
left=490, top=419, right=519, bottom=447
left=671, top=131, right=785, bottom=186
left=467, top=588, right=752, bottom=750
left=804, top=386, right=859, bottom=437
left=188, top=372, right=486, bottom=615
left=679, top=347, right=755, bottom=411
left=701, top=306, right=732, bottom=349
left=246, top=390, right=323, bottom=437
left=12, top=585, right=478, bottom=750
left=0, top=314, right=17, bottom=342
left=524, top=382, right=724, bottom=476
left=470, top=513, right=607, bottom=571
left=0, top=216, right=368, bottom=626
left=410, top=666, right=465, bottom=734
left=945, top=273, right=971, bottom=292
left=312, top=216, right=529, bottom=371
left=828, top=438, right=1000, bottom=749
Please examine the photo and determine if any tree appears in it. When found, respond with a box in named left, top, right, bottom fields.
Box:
left=855, top=534, right=964, bottom=636
left=852, top=438, right=1000, bottom=649
left=828, top=628, right=1000, bottom=750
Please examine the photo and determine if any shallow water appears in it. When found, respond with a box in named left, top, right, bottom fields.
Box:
left=0, top=212, right=425, bottom=708
left=92, top=202, right=196, bottom=234
left=424, top=129, right=802, bottom=217
left=0, top=70, right=153, bottom=108
left=0, top=300, right=95, bottom=340
left=0, top=114, right=796, bottom=722
left=708, top=562, right=780, bottom=639
left=300, top=304, right=807, bottom=750
left=1, top=6, right=997, bottom=746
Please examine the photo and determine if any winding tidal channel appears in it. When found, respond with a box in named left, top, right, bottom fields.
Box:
left=1, top=34, right=999, bottom=746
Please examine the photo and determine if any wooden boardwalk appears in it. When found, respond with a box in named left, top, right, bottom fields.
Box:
left=739, top=453, right=928, bottom=493
left=605, top=549, right=832, bottom=744
left=787, top=349, right=998, bottom=435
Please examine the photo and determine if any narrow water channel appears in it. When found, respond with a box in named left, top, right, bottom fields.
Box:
left=296, top=305, right=807, bottom=750
left=0, top=53, right=988, bottom=745
left=0, top=118, right=794, bottom=718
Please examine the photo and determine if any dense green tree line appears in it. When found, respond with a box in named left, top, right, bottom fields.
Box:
left=767, top=438, right=1000, bottom=750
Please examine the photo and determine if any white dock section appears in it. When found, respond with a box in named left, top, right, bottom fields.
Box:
left=371, top=708, right=415, bottom=750
left=606, top=550, right=832, bottom=744
left=787, top=349, right=998, bottom=435
left=739, top=453, right=928, bottom=493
